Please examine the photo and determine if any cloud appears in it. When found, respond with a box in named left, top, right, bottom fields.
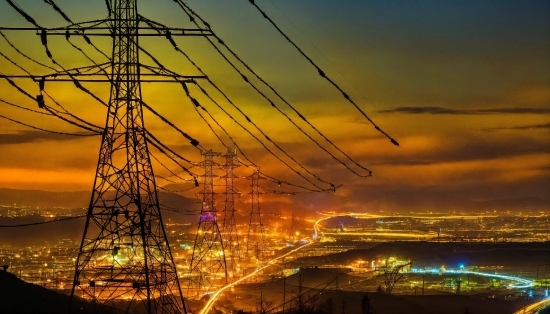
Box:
left=483, top=123, right=550, bottom=131
left=0, top=130, right=86, bottom=145
left=378, top=107, right=550, bottom=115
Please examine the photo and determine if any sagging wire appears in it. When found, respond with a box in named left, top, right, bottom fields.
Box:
left=1, top=67, right=102, bottom=133
left=9, top=4, right=202, bottom=154
left=140, top=64, right=232, bottom=153
left=24, top=5, right=207, bottom=182
left=4, top=1, right=112, bottom=111
left=0, top=31, right=57, bottom=71
left=0, top=97, right=49, bottom=115
left=159, top=205, right=201, bottom=217
left=170, top=1, right=375, bottom=176
left=137, top=22, right=333, bottom=191
left=146, top=130, right=199, bottom=180
left=0, top=38, right=104, bottom=131
left=141, top=99, right=202, bottom=150
left=246, top=0, right=399, bottom=147
left=43, top=0, right=110, bottom=60
left=0, top=113, right=99, bottom=136
left=193, top=83, right=332, bottom=193
left=34, top=7, right=205, bottom=152
left=158, top=185, right=199, bottom=194
left=136, top=42, right=328, bottom=193
left=150, top=151, right=196, bottom=184
left=0, top=215, right=87, bottom=228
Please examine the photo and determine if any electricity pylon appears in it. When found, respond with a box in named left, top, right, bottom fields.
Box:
left=220, top=149, right=241, bottom=279
left=288, top=212, right=298, bottom=241
left=188, top=149, right=227, bottom=292
left=246, top=168, right=267, bottom=262
left=69, top=1, right=187, bottom=313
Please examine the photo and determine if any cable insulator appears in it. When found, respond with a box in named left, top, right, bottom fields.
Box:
left=39, top=77, right=45, bottom=91
left=72, top=78, right=82, bottom=89
left=65, top=29, right=70, bottom=40
left=83, top=35, right=91, bottom=45
left=36, top=95, right=45, bottom=108
left=181, top=82, right=190, bottom=95
left=190, top=139, right=199, bottom=147
left=194, top=178, right=200, bottom=187
left=40, top=29, right=47, bottom=45
left=191, top=97, right=200, bottom=107
left=165, top=30, right=178, bottom=48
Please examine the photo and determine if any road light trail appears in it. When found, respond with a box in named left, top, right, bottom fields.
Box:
left=199, top=241, right=313, bottom=314
left=200, top=212, right=344, bottom=313
left=513, top=297, right=550, bottom=314
left=406, top=268, right=535, bottom=289
left=199, top=212, right=341, bottom=313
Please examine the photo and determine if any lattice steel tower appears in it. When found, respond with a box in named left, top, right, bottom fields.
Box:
left=188, top=149, right=227, bottom=292
left=220, top=149, right=241, bottom=279
left=69, top=1, right=186, bottom=313
left=246, top=168, right=267, bottom=262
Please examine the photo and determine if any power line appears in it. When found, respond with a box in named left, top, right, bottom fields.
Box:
left=172, top=1, right=376, bottom=177
left=246, top=0, right=399, bottom=147
left=137, top=41, right=330, bottom=192
left=0, top=113, right=100, bottom=136
left=0, top=215, right=86, bottom=227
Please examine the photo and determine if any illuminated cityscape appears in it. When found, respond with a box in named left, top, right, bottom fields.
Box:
left=1, top=202, right=549, bottom=313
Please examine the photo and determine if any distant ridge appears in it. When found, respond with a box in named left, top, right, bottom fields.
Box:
left=0, top=188, right=547, bottom=217
left=0, top=188, right=90, bottom=209
left=0, top=188, right=200, bottom=212
left=476, top=196, right=550, bottom=212
left=0, top=188, right=202, bottom=246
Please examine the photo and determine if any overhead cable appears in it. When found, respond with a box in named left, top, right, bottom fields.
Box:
left=0, top=215, right=86, bottom=228
left=246, top=0, right=399, bottom=147
left=0, top=113, right=100, bottom=136
left=138, top=20, right=334, bottom=189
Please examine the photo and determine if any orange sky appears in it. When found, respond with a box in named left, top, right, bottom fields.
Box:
left=0, top=1, right=548, bottom=213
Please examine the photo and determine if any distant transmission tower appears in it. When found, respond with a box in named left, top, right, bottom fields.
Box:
left=289, top=212, right=297, bottom=241
left=246, top=168, right=267, bottom=262
left=220, top=149, right=241, bottom=279
left=67, top=1, right=190, bottom=313
left=188, top=149, right=227, bottom=292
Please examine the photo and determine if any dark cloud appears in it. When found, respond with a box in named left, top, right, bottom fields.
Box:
left=484, top=123, right=550, bottom=131
left=0, top=130, right=87, bottom=145
left=378, top=107, right=550, bottom=115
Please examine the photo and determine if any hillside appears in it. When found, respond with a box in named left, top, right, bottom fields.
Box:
left=0, top=270, right=103, bottom=313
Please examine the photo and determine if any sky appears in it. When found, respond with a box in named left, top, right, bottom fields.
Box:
left=0, top=0, right=548, bottom=214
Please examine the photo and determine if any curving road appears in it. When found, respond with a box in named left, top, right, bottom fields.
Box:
left=513, top=297, right=550, bottom=314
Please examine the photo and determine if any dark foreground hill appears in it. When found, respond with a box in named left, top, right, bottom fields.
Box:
left=0, top=270, right=103, bottom=314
